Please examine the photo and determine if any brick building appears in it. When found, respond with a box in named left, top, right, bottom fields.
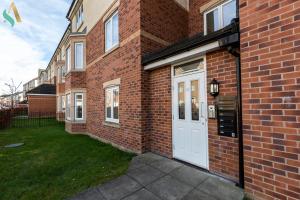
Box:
left=38, top=0, right=299, bottom=199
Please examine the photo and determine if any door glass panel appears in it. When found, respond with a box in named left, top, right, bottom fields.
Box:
left=178, top=82, right=185, bottom=120
left=191, top=80, right=200, bottom=121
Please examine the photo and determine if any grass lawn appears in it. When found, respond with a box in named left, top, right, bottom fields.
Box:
left=0, top=122, right=135, bottom=200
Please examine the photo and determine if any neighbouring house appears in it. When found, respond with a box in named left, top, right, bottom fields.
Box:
left=25, top=0, right=299, bottom=199
left=0, top=92, right=25, bottom=109
left=23, top=77, right=39, bottom=101
left=26, top=84, right=56, bottom=117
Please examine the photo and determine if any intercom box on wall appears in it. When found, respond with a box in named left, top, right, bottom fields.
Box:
left=217, top=96, right=237, bottom=138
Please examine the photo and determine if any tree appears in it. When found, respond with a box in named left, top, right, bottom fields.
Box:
left=4, top=79, right=22, bottom=109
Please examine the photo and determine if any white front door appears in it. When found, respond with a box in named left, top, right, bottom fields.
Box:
left=173, top=71, right=208, bottom=169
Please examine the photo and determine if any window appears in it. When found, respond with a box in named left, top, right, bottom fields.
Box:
left=204, top=0, right=236, bottom=35
left=105, top=86, right=119, bottom=123
left=66, top=94, right=71, bottom=120
left=76, top=5, right=84, bottom=29
left=61, top=95, right=66, bottom=112
left=66, top=47, right=71, bottom=72
left=75, top=42, right=84, bottom=69
left=75, top=93, right=83, bottom=120
left=105, top=11, right=119, bottom=52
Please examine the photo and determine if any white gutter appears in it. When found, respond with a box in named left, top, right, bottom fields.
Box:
left=144, top=41, right=220, bottom=70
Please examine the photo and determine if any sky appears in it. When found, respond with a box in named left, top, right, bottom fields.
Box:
left=0, top=0, right=72, bottom=95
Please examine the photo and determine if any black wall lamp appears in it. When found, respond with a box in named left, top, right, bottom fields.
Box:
left=210, top=79, right=219, bottom=98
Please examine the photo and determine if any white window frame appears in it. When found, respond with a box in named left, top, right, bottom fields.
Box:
left=66, top=94, right=71, bottom=120
left=66, top=47, right=71, bottom=72
left=105, top=86, right=119, bottom=123
left=204, top=0, right=236, bottom=35
left=74, top=42, right=84, bottom=69
left=74, top=93, right=84, bottom=121
left=76, top=5, right=84, bottom=29
left=105, top=11, right=119, bottom=52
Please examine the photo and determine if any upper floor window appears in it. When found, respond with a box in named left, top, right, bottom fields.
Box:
left=105, top=86, right=119, bottom=123
left=75, top=42, right=84, bottom=69
left=204, top=0, right=236, bottom=35
left=66, top=47, right=71, bottom=72
left=76, top=5, right=84, bottom=29
left=105, top=11, right=119, bottom=52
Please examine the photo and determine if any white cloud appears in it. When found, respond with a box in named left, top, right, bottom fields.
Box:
left=0, top=0, right=71, bottom=94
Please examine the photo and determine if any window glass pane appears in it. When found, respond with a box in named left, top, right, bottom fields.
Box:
left=105, top=20, right=112, bottom=50
left=66, top=94, right=70, bottom=119
left=62, top=96, right=66, bottom=111
left=75, top=94, right=83, bottom=119
left=113, top=89, right=119, bottom=119
left=112, top=14, right=119, bottom=46
left=66, top=47, right=71, bottom=71
left=178, top=82, right=185, bottom=120
left=206, top=8, right=219, bottom=34
left=174, top=59, right=204, bottom=76
left=75, top=43, right=83, bottom=69
left=223, top=0, right=236, bottom=27
left=106, top=89, right=112, bottom=118
left=191, top=80, right=200, bottom=121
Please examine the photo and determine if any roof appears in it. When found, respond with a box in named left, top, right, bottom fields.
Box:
left=26, top=84, right=56, bottom=95
left=66, top=0, right=77, bottom=19
left=142, top=18, right=240, bottom=66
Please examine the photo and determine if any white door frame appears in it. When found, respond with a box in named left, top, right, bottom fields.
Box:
left=171, top=55, right=209, bottom=170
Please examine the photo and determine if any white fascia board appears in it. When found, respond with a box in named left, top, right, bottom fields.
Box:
left=144, top=41, right=219, bottom=70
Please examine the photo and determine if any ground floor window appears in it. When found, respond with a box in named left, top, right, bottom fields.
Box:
left=105, top=86, right=119, bottom=123
left=66, top=94, right=71, bottom=120
left=61, top=95, right=66, bottom=112
left=75, top=93, right=83, bottom=120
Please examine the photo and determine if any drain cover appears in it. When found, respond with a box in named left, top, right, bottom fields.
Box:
left=4, top=143, right=24, bottom=148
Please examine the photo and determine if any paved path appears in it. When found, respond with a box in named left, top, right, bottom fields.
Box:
left=69, top=153, right=244, bottom=200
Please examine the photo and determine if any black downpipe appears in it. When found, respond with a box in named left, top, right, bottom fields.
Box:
left=236, top=53, right=244, bottom=189
left=230, top=0, right=244, bottom=189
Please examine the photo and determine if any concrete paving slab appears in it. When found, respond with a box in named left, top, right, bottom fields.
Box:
left=196, top=177, right=244, bottom=200
left=149, top=158, right=183, bottom=173
left=68, top=187, right=106, bottom=200
left=170, top=165, right=209, bottom=187
left=182, top=189, right=217, bottom=200
left=98, top=175, right=142, bottom=200
left=146, top=175, right=193, bottom=200
left=127, top=157, right=148, bottom=171
left=127, top=165, right=165, bottom=186
left=133, top=153, right=165, bottom=165
left=122, top=189, right=161, bottom=200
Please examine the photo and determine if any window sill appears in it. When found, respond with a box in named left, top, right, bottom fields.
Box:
left=103, top=121, right=120, bottom=128
left=103, top=45, right=119, bottom=58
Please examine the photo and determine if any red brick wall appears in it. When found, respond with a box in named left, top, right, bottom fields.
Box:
left=207, top=50, right=239, bottom=182
left=66, top=122, right=86, bottom=133
left=57, top=112, right=65, bottom=121
left=65, top=71, right=86, bottom=89
left=28, top=95, right=56, bottom=116
left=141, top=0, right=188, bottom=44
left=144, top=50, right=239, bottom=181
left=240, top=1, right=300, bottom=199
left=85, top=0, right=144, bottom=153
left=57, top=83, right=65, bottom=94
left=146, top=66, right=172, bottom=157
left=189, top=0, right=210, bottom=36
